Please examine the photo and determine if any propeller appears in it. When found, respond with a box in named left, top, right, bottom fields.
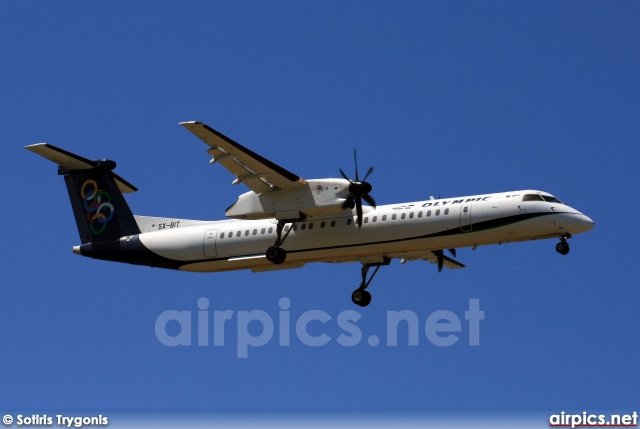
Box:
left=340, top=150, right=376, bottom=228
left=433, top=249, right=457, bottom=272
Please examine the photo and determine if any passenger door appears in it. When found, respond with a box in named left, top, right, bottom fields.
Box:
left=460, top=204, right=472, bottom=232
left=203, top=229, right=218, bottom=258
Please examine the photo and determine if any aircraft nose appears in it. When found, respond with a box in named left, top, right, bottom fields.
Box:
left=579, top=214, right=595, bottom=231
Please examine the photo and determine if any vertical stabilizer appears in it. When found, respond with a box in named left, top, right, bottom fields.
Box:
left=25, top=143, right=140, bottom=244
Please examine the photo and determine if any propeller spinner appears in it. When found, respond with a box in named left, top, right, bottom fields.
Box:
left=340, top=150, right=376, bottom=228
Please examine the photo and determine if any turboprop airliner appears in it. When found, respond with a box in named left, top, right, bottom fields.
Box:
left=26, top=121, right=595, bottom=306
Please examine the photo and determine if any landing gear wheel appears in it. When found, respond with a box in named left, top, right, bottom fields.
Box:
left=350, top=258, right=389, bottom=307
left=351, top=289, right=372, bottom=307
left=266, top=246, right=287, bottom=264
left=555, top=241, right=570, bottom=255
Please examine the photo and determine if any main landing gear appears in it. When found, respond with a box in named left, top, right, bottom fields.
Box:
left=351, top=257, right=391, bottom=307
left=555, top=233, right=571, bottom=255
left=265, top=219, right=298, bottom=265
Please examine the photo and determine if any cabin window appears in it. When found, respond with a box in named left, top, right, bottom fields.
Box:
left=285, top=225, right=290, bottom=232
left=418, top=211, right=422, bottom=218
left=321, top=221, right=326, bottom=228
left=409, top=212, right=414, bottom=219
left=522, top=194, right=545, bottom=202
left=252, top=229, right=257, bottom=235
left=268, top=227, right=273, bottom=234
left=261, top=228, right=266, bottom=234
left=382, top=215, right=387, bottom=221
left=236, top=231, right=241, bottom=237
left=308, top=223, right=314, bottom=230
left=220, top=233, right=225, bottom=239
left=331, top=220, right=336, bottom=227
left=364, top=217, right=369, bottom=224
left=427, top=210, right=431, bottom=217
left=436, top=209, right=440, bottom=216
left=463, top=206, right=469, bottom=213
left=444, top=208, right=449, bottom=215
left=392, top=214, right=397, bottom=221
left=347, top=218, right=352, bottom=226
left=228, top=232, right=233, bottom=238
left=401, top=213, right=406, bottom=220
left=301, top=223, right=306, bottom=230
left=372, top=216, right=377, bottom=223
left=293, top=225, right=298, bottom=231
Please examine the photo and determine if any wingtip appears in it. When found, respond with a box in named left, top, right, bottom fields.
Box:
left=179, top=121, right=203, bottom=126
left=24, top=143, right=48, bottom=150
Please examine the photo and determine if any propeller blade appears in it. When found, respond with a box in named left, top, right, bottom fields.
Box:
left=340, top=149, right=375, bottom=228
left=339, top=167, right=351, bottom=182
left=362, top=166, right=374, bottom=182
left=342, top=196, right=355, bottom=209
left=448, top=248, right=456, bottom=258
left=434, top=250, right=444, bottom=272
left=362, top=194, right=376, bottom=208
left=353, top=149, right=359, bottom=181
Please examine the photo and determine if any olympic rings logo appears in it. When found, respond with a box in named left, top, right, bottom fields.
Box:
left=81, top=179, right=115, bottom=235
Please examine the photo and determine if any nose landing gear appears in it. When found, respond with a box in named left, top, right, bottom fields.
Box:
left=555, top=234, right=571, bottom=255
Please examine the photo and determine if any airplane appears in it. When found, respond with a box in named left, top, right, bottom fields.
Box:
left=25, top=121, right=595, bottom=307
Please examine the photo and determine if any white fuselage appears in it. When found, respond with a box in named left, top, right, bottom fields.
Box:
left=127, top=189, right=594, bottom=273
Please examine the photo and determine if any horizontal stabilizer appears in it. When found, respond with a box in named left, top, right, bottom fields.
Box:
left=25, top=143, right=137, bottom=193
left=422, top=252, right=467, bottom=269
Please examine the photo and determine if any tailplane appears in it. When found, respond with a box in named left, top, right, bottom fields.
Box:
left=25, top=143, right=141, bottom=244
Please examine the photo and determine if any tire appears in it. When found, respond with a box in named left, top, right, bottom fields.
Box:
left=351, top=289, right=372, bottom=307
left=360, top=290, right=372, bottom=307
left=555, top=242, right=570, bottom=255
left=274, top=248, right=287, bottom=264
left=266, top=246, right=287, bottom=264
left=351, top=289, right=363, bottom=305
left=266, top=246, right=279, bottom=262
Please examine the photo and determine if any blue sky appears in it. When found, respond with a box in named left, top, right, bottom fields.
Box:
left=1, top=1, right=639, bottom=425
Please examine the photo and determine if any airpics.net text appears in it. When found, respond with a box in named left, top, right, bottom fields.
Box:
left=155, top=298, right=484, bottom=358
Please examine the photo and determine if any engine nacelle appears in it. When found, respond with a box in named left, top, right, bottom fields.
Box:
left=225, top=179, right=351, bottom=220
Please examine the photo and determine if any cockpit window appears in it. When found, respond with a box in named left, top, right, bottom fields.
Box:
left=522, top=194, right=564, bottom=204
left=541, top=195, right=563, bottom=204
left=522, top=194, right=544, bottom=202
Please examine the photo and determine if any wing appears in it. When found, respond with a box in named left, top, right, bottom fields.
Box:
left=180, top=121, right=307, bottom=194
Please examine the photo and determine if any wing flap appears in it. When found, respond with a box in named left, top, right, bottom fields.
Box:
left=180, top=121, right=306, bottom=193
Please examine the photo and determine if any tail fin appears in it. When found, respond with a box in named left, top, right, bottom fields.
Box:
left=26, top=143, right=141, bottom=244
